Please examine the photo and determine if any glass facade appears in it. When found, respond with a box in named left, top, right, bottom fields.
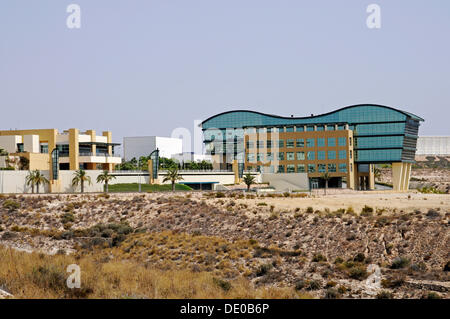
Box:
left=202, top=104, right=423, bottom=164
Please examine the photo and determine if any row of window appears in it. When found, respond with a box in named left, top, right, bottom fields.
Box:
left=247, top=163, right=349, bottom=173
left=246, top=124, right=347, bottom=134
left=247, top=150, right=349, bottom=162
left=247, top=137, right=348, bottom=149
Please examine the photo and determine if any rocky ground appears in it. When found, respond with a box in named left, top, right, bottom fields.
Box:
left=0, top=192, right=448, bottom=299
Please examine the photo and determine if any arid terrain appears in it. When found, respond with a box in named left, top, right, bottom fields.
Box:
left=0, top=190, right=448, bottom=299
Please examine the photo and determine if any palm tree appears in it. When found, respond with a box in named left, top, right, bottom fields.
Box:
left=243, top=173, right=256, bottom=191
left=72, top=169, right=92, bottom=193
left=374, top=167, right=381, bottom=182
left=34, top=171, right=49, bottom=193
left=96, top=170, right=116, bottom=193
left=162, top=166, right=183, bottom=192
left=25, top=170, right=37, bottom=193
left=321, top=172, right=331, bottom=195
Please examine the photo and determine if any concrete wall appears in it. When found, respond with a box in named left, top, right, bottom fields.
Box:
left=416, top=136, right=450, bottom=155
left=0, top=135, right=21, bottom=153
left=123, top=136, right=183, bottom=161
left=23, top=135, right=39, bottom=153
left=157, top=171, right=237, bottom=185
left=261, top=173, right=309, bottom=191
left=0, top=170, right=50, bottom=194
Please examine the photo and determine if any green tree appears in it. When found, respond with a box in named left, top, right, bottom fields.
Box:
left=25, top=170, right=37, bottom=193
left=96, top=170, right=116, bottom=193
left=26, top=170, right=49, bottom=193
left=243, top=173, right=256, bottom=191
left=321, top=172, right=331, bottom=195
left=72, top=169, right=92, bottom=193
left=374, top=166, right=381, bottom=182
left=0, top=148, right=8, bottom=156
left=159, top=157, right=178, bottom=169
left=162, top=166, right=184, bottom=191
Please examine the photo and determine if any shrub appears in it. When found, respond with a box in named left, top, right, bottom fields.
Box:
left=215, top=192, right=225, bottom=198
left=324, top=288, right=340, bottom=299
left=61, top=212, right=75, bottom=224
left=268, top=212, right=279, bottom=220
left=360, top=205, right=373, bottom=217
left=425, top=292, right=442, bottom=299
left=312, top=254, right=327, bottom=262
left=307, top=280, right=321, bottom=291
left=348, top=265, right=368, bottom=280
left=257, top=202, right=267, bottom=206
left=256, top=263, right=273, bottom=277
left=213, top=278, right=232, bottom=292
left=353, top=253, right=365, bottom=263
left=306, top=207, right=314, bottom=214
left=294, top=280, right=307, bottom=291
left=334, top=257, right=344, bottom=264
left=376, top=291, right=393, bottom=299
left=444, top=261, right=450, bottom=272
left=390, top=257, right=410, bottom=269
left=2, top=200, right=20, bottom=211
left=426, top=209, right=440, bottom=218
left=346, top=206, right=355, bottom=215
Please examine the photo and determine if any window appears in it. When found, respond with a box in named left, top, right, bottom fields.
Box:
left=257, top=141, right=264, bottom=149
left=350, top=163, right=353, bottom=172
left=278, top=140, right=284, bottom=148
left=328, top=138, right=336, bottom=147
left=267, top=140, right=272, bottom=149
left=257, top=128, right=265, bottom=133
left=277, top=152, right=285, bottom=160
left=349, top=137, right=352, bottom=146
left=267, top=128, right=273, bottom=133
left=318, top=164, right=326, bottom=173
left=286, top=127, right=294, bottom=132
left=350, top=150, right=352, bottom=159
left=247, top=141, right=254, bottom=149
left=328, top=163, right=337, bottom=172
left=40, top=143, right=49, bottom=154
left=296, top=139, right=304, bottom=147
left=287, top=164, right=295, bottom=173
left=317, top=151, right=326, bottom=160
left=17, top=143, right=24, bottom=153
left=278, top=127, right=285, bottom=133
left=277, top=165, right=285, bottom=173
left=296, top=126, right=304, bottom=132
left=266, top=152, right=273, bottom=161
left=327, top=125, right=335, bottom=131
left=338, top=137, right=346, bottom=146
left=247, top=153, right=255, bottom=162
left=317, top=125, right=324, bottom=131
left=297, top=164, right=305, bottom=172
left=257, top=153, right=264, bottom=162
left=307, top=151, right=315, bottom=160
left=306, top=138, right=315, bottom=147
left=287, top=152, right=295, bottom=161
left=339, top=163, right=347, bottom=172
left=296, top=151, right=305, bottom=160
left=338, top=150, right=347, bottom=159
left=317, top=138, right=325, bottom=147
left=308, top=164, right=316, bottom=173
left=328, top=151, right=336, bottom=160
left=306, top=126, right=314, bottom=131
left=338, top=125, right=345, bottom=131
left=286, top=139, right=295, bottom=148
left=246, top=128, right=256, bottom=134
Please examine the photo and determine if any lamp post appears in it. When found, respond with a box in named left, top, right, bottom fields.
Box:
left=138, top=157, right=142, bottom=193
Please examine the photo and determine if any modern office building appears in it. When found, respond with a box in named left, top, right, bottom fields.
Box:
left=416, top=136, right=450, bottom=156
left=123, top=136, right=183, bottom=161
left=0, top=128, right=121, bottom=172
left=201, top=104, right=424, bottom=191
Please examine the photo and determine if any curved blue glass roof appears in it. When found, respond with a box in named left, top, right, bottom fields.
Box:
left=201, top=104, right=424, bottom=129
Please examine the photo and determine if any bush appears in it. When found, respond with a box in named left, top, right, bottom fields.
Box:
left=312, top=254, right=327, bottom=262
left=256, top=263, right=273, bottom=277
left=307, top=280, right=321, bottom=291
left=213, top=278, right=232, bottom=292
left=306, top=207, right=314, bottom=214
left=426, top=209, right=441, bottom=218
left=376, top=291, right=393, bottom=299
left=360, top=205, right=373, bottom=217
left=2, top=200, right=20, bottom=211
left=294, top=280, right=307, bottom=291
left=324, top=288, right=340, bottom=299
left=444, top=261, right=450, bottom=272
left=390, top=257, right=410, bottom=269
left=60, top=212, right=75, bottom=224
left=348, top=266, right=368, bottom=280
left=353, top=253, right=365, bottom=263
left=425, top=292, right=442, bottom=299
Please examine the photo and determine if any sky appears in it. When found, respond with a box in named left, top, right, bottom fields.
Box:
left=1, top=1, right=449, bottom=154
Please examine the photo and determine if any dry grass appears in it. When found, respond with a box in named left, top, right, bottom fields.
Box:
left=0, top=245, right=311, bottom=299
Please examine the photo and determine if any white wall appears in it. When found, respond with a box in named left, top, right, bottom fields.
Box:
left=416, top=136, right=450, bottom=155
left=261, top=173, right=309, bottom=191
left=171, top=152, right=212, bottom=163
left=0, top=170, right=50, bottom=194
left=23, top=135, right=39, bottom=153
left=0, top=135, right=22, bottom=153
left=123, top=136, right=183, bottom=160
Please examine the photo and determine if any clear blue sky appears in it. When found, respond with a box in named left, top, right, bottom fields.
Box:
left=1, top=1, right=449, bottom=152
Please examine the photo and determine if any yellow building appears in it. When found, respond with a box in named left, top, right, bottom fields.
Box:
left=0, top=128, right=121, bottom=175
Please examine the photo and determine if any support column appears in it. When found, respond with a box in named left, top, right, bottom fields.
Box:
left=148, top=159, right=153, bottom=184
left=368, top=164, right=375, bottom=190
left=102, top=131, right=113, bottom=171
left=403, top=163, right=411, bottom=191
left=68, top=128, right=79, bottom=170
left=232, top=159, right=240, bottom=184
left=392, top=163, right=403, bottom=191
